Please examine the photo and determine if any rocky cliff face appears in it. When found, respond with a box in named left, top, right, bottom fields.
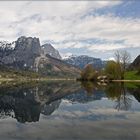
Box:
left=0, top=36, right=41, bottom=70
left=0, top=36, right=80, bottom=77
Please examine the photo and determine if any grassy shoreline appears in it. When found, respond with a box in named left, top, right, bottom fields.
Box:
left=0, top=78, right=77, bottom=82
left=0, top=70, right=140, bottom=82
left=0, top=78, right=140, bottom=82
left=124, top=71, right=140, bottom=80
left=112, top=80, right=140, bottom=82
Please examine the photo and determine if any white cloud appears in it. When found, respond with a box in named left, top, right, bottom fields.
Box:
left=108, top=57, right=115, bottom=61
left=0, top=0, right=139, bottom=56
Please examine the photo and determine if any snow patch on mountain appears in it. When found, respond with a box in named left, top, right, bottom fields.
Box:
left=63, top=54, right=104, bottom=69
left=0, top=41, right=16, bottom=50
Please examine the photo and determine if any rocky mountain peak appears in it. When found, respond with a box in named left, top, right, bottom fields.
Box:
left=0, top=36, right=80, bottom=77
left=0, top=36, right=41, bottom=69
left=15, top=36, right=41, bottom=54
left=41, top=43, right=61, bottom=59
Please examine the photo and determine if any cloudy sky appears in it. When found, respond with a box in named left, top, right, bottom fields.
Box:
left=0, top=1, right=140, bottom=60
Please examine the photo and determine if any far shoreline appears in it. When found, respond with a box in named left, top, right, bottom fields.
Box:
left=0, top=78, right=140, bottom=83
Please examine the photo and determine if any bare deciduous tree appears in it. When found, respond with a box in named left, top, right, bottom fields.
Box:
left=120, top=50, right=131, bottom=71
left=114, top=50, right=131, bottom=79
left=114, top=50, right=121, bottom=63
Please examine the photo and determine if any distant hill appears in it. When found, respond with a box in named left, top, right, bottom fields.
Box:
left=129, top=55, right=140, bottom=70
left=63, top=55, right=105, bottom=70
left=34, top=54, right=81, bottom=77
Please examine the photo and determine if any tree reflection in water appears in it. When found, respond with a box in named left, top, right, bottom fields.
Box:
left=81, top=81, right=140, bottom=111
left=105, top=83, right=132, bottom=111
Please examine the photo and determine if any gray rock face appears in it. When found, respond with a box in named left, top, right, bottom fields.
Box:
left=15, top=36, right=41, bottom=56
left=41, top=43, right=61, bottom=59
left=1, top=36, right=41, bottom=70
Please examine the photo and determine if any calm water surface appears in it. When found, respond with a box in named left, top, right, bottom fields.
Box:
left=0, top=81, right=140, bottom=140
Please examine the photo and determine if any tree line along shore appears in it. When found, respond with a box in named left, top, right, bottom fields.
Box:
left=78, top=50, right=140, bottom=82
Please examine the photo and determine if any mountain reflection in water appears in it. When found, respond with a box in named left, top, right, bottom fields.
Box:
left=0, top=81, right=139, bottom=123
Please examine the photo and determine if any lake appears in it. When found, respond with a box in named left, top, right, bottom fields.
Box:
left=0, top=81, right=140, bottom=140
